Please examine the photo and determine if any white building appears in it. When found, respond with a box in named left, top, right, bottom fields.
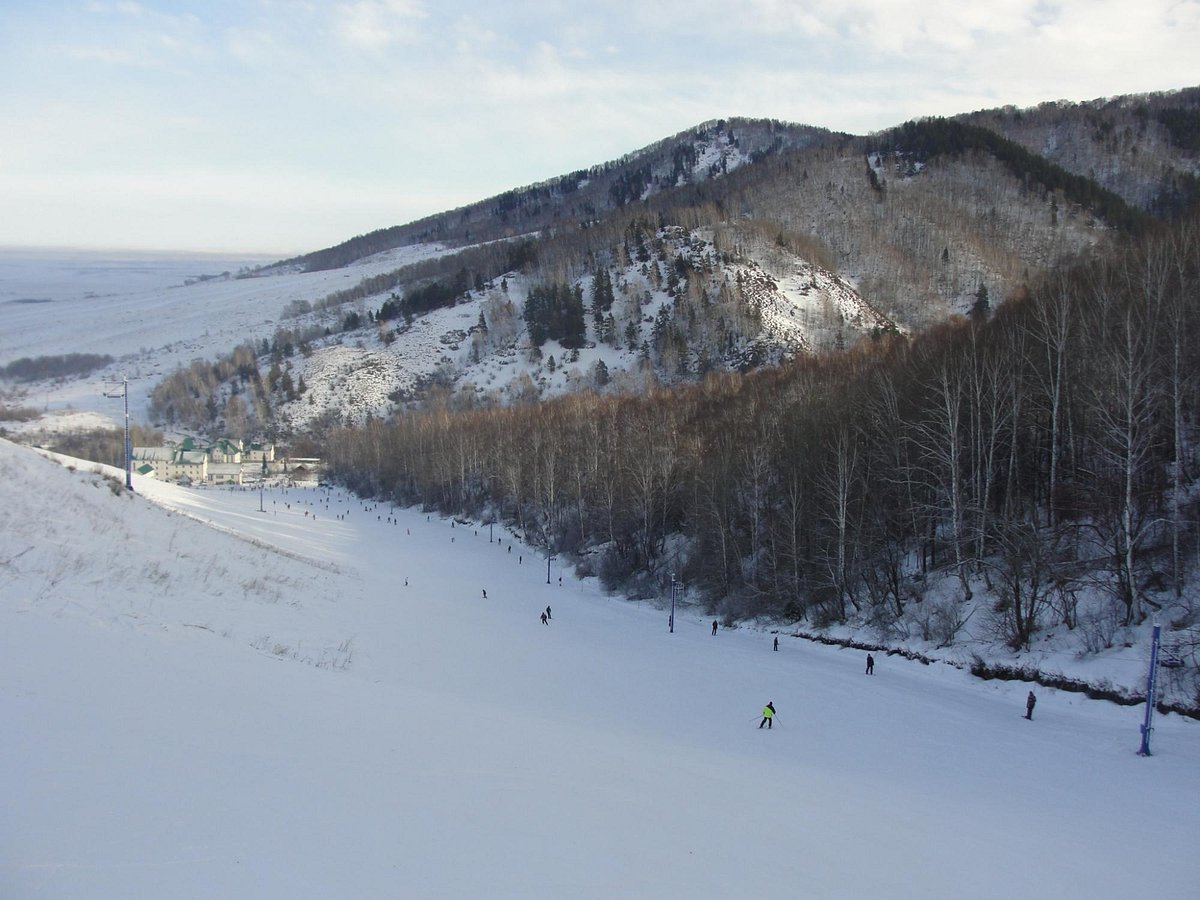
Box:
left=131, top=438, right=282, bottom=485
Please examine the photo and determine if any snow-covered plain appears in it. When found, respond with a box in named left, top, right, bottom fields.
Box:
left=2, top=439, right=1197, bottom=899
left=0, top=245, right=450, bottom=427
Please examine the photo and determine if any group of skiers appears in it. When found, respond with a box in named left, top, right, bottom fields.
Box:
left=480, top=574, right=1041, bottom=726
left=753, top=678, right=1037, bottom=733
left=481, top=587, right=552, bottom=625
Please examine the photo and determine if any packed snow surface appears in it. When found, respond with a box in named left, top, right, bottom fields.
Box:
left=1, top=439, right=1197, bottom=898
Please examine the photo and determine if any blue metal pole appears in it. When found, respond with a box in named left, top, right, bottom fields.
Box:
left=1138, top=624, right=1161, bottom=756
left=122, top=376, right=132, bottom=490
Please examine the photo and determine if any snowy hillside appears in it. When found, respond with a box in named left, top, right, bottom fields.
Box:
left=1, top=232, right=886, bottom=436
left=0, top=244, right=453, bottom=431
left=267, top=226, right=891, bottom=430
left=2, top=437, right=1198, bottom=898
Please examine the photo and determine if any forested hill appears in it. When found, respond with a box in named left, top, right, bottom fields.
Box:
left=139, top=84, right=1200, bottom=446
left=282, top=119, right=839, bottom=273
left=874, top=118, right=1149, bottom=233
left=261, top=86, right=1200, bottom=339
left=324, top=210, right=1200, bottom=710
left=956, top=86, right=1200, bottom=218
left=279, top=87, right=1199, bottom=273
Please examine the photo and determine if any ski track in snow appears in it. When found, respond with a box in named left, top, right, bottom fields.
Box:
left=1, top=440, right=1198, bottom=899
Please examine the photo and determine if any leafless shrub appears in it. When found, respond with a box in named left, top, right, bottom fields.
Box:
left=0, top=403, right=40, bottom=422
left=1078, top=596, right=1126, bottom=655
left=913, top=596, right=975, bottom=647
left=141, top=561, right=170, bottom=586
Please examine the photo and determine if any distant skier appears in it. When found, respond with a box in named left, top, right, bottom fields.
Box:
left=759, top=702, right=776, bottom=729
left=482, top=589, right=487, bottom=599
left=773, top=636, right=779, bottom=651
left=545, top=606, right=552, bottom=620
left=712, top=620, right=718, bottom=636
left=1025, top=690, right=1037, bottom=720
left=540, top=611, right=549, bottom=626
left=866, top=653, right=875, bottom=675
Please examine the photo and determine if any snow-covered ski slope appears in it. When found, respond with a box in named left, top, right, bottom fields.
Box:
left=2, top=439, right=1197, bottom=899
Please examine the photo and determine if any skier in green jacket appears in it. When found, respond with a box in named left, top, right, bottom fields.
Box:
left=759, top=702, right=776, bottom=729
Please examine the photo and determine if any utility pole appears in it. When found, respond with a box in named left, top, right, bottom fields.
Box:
left=669, top=573, right=677, bottom=633
left=1138, top=623, right=1162, bottom=756
left=260, top=455, right=267, bottom=512
left=104, top=376, right=133, bottom=491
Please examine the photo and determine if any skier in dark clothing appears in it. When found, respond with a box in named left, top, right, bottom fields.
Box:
left=1025, top=691, right=1037, bottom=720
left=773, top=636, right=779, bottom=651
left=712, top=620, right=718, bottom=636
left=540, top=611, right=549, bottom=625
left=866, top=653, right=875, bottom=675
left=759, top=702, right=776, bottom=729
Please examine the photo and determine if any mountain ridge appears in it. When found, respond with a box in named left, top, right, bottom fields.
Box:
left=279, top=85, right=1200, bottom=280
left=122, top=85, right=1200, bottom=439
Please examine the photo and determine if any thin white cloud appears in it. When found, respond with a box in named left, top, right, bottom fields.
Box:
left=450, top=16, right=499, bottom=56
left=62, top=44, right=146, bottom=66
left=63, top=2, right=207, bottom=69
left=838, top=0, right=1035, bottom=56
left=333, top=0, right=428, bottom=48
left=223, top=25, right=292, bottom=67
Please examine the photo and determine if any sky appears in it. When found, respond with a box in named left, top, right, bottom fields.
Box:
left=1, top=0, right=1198, bottom=255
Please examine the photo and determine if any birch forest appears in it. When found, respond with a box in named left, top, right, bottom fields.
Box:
left=325, top=212, right=1200, bottom=661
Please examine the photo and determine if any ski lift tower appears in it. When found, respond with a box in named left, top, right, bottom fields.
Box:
left=669, top=573, right=678, bottom=633
left=104, top=375, right=133, bottom=491
left=1138, top=623, right=1162, bottom=756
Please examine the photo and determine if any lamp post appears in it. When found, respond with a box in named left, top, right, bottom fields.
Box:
left=489, top=522, right=494, bottom=543
left=669, top=573, right=677, bottom=633
left=259, top=455, right=267, bottom=512
left=104, top=375, right=132, bottom=491
left=546, top=548, right=554, bottom=585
